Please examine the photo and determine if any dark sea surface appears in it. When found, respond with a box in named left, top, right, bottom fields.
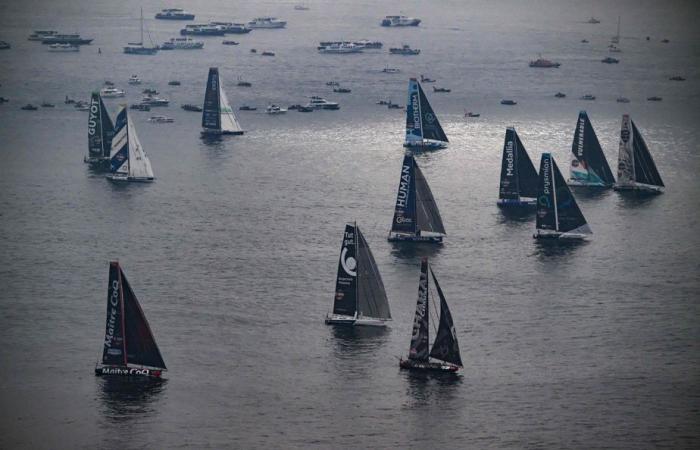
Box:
left=1, top=0, right=699, bottom=448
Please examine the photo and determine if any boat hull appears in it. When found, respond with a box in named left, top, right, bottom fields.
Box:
left=325, top=314, right=390, bottom=327
left=533, top=230, right=589, bottom=240
left=497, top=198, right=536, bottom=207
left=106, top=174, right=155, bottom=183
left=403, top=141, right=447, bottom=150
left=388, top=233, right=443, bottom=244
left=399, top=358, right=459, bottom=372
left=201, top=129, right=245, bottom=136
left=95, top=365, right=164, bottom=378
left=613, top=183, right=663, bottom=194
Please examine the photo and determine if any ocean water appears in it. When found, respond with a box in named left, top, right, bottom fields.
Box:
left=0, top=0, right=699, bottom=448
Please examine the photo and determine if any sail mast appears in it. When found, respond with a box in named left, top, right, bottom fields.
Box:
left=417, top=84, right=424, bottom=147
left=118, top=265, right=128, bottom=365
left=552, top=158, right=559, bottom=231
left=354, top=221, right=359, bottom=319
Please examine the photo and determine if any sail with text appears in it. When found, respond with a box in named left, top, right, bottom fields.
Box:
left=400, top=257, right=462, bottom=372
left=107, top=106, right=154, bottom=182
left=569, top=111, right=615, bottom=187
left=201, top=67, right=244, bottom=135
left=389, top=153, right=446, bottom=243
left=326, top=222, right=392, bottom=326
left=497, top=127, right=539, bottom=206
left=404, top=78, right=448, bottom=150
left=85, top=92, right=115, bottom=167
left=535, top=153, right=591, bottom=239
left=96, top=261, right=166, bottom=378
left=613, top=115, right=664, bottom=194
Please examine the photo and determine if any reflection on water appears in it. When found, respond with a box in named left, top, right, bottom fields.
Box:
left=533, top=238, right=588, bottom=259
left=97, top=376, right=167, bottom=420
left=402, top=368, right=463, bottom=405
left=496, top=206, right=535, bottom=224
left=389, top=242, right=443, bottom=261
left=616, top=191, right=661, bottom=208
left=570, top=186, right=613, bottom=200
left=330, top=325, right=390, bottom=358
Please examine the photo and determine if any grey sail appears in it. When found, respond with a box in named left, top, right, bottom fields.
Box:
left=414, top=163, right=446, bottom=234
left=428, top=267, right=463, bottom=367
left=355, top=227, right=392, bottom=320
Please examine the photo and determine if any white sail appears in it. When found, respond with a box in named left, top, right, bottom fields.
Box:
left=218, top=76, right=243, bottom=134
left=616, top=114, right=634, bottom=187
left=126, top=114, right=154, bottom=179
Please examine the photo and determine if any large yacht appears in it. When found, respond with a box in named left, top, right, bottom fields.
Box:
left=389, top=44, right=420, bottom=55
left=247, top=17, right=287, bottom=28
left=41, top=34, right=93, bottom=45
left=318, top=42, right=363, bottom=53
left=160, top=37, right=204, bottom=50
left=529, top=55, right=561, bottom=68
left=180, top=24, right=225, bottom=36
left=28, top=30, right=57, bottom=41
left=306, top=96, right=339, bottom=110
left=209, top=22, right=251, bottom=33
left=155, top=8, right=195, bottom=20
left=100, top=87, right=126, bottom=98
left=380, top=15, right=421, bottom=27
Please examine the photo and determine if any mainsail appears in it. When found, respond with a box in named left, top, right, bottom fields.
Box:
left=428, top=267, right=463, bottom=367
left=109, top=106, right=154, bottom=180
left=390, top=153, right=445, bottom=240
left=616, top=115, right=663, bottom=190
left=404, top=78, right=448, bottom=148
left=102, top=262, right=166, bottom=370
left=331, top=223, right=359, bottom=317
left=87, top=92, right=115, bottom=161
left=569, top=111, right=615, bottom=186
left=408, top=258, right=430, bottom=361
left=536, top=153, right=591, bottom=236
left=498, top=127, right=538, bottom=201
left=202, top=67, right=244, bottom=135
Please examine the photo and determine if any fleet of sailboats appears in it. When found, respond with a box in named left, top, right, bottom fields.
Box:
left=325, top=222, right=392, bottom=326
left=497, top=127, right=539, bottom=207
left=403, top=78, right=448, bottom=150
left=201, top=67, right=244, bottom=136
left=568, top=111, right=616, bottom=188
left=106, top=106, right=155, bottom=182
left=613, top=115, right=664, bottom=194
left=95, top=261, right=167, bottom=378
left=388, top=152, right=446, bottom=243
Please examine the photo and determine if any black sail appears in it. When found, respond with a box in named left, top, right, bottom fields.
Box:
left=428, top=268, right=463, bottom=367
left=498, top=128, right=520, bottom=200
left=550, top=154, right=588, bottom=232
left=536, top=153, right=558, bottom=232
left=571, top=111, right=615, bottom=185
left=121, top=268, right=166, bottom=369
left=202, top=67, right=221, bottom=131
left=408, top=258, right=430, bottom=362
left=102, top=262, right=127, bottom=366
left=414, top=162, right=446, bottom=234
left=417, top=82, right=448, bottom=143
left=88, top=92, right=115, bottom=159
left=631, top=120, right=664, bottom=187
left=332, top=224, right=358, bottom=316
left=356, top=226, right=392, bottom=319
left=515, top=131, right=539, bottom=198
left=390, top=154, right=418, bottom=235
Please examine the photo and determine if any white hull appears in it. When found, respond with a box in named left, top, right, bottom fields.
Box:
left=403, top=140, right=447, bottom=150
left=325, top=314, right=389, bottom=327
left=106, top=174, right=154, bottom=183
left=613, top=182, right=663, bottom=194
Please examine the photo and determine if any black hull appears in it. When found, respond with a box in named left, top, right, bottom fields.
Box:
left=388, top=233, right=443, bottom=244
left=95, top=365, right=164, bottom=378
left=399, top=359, right=459, bottom=373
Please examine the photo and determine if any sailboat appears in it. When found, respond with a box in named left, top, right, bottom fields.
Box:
left=325, top=222, right=392, bottom=326
left=106, top=106, right=155, bottom=182
left=399, top=257, right=463, bottom=373
left=124, top=8, right=159, bottom=55
left=388, top=152, right=446, bottom=243
left=95, top=261, right=167, bottom=378
left=403, top=78, right=448, bottom=150
left=201, top=67, right=244, bottom=135
left=84, top=91, right=115, bottom=168
left=534, top=153, right=592, bottom=240
left=497, top=127, right=539, bottom=207
left=568, top=111, right=615, bottom=187
left=613, top=115, right=664, bottom=194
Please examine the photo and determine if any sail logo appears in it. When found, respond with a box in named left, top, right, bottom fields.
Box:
left=104, top=279, right=120, bottom=350
left=340, top=247, right=357, bottom=277
left=411, top=92, right=420, bottom=130
left=411, top=272, right=428, bottom=339
left=542, top=156, right=551, bottom=195
left=88, top=99, right=100, bottom=136
left=424, top=112, right=435, bottom=125
left=396, top=164, right=410, bottom=208
left=100, top=367, right=151, bottom=376
left=395, top=215, right=413, bottom=224
left=577, top=118, right=585, bottom=157
left=505, top=140, right=514, bottom=176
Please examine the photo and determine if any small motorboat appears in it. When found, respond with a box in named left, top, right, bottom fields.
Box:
left=100, top=87, right=125, bottom=98
left=128, top=74, right=141, bottom=85
left=239, top=105, right=257, bottom=111
left=261, top=51, right=275, bottom=56
left=376, top=99, right=391, bottom=105
left=382, top=67, right=400, bottom=73
left=104, top=80, right=115, bottom=86
left=181, top=104, right=203, bottom=112
left=143, top=88, right=159, bottom=95
left=40, top=102, right=55, bottom=108
left=500, top=99, right=517, bottom=105
left=420, top=74, right=435, bottom=82
left=130, top=103, right=151, bottom=111
left=669, top=76, right=685, bottom=81
left=250, top=48, right=257, bottom=53
left=529, top=55, right=561, bottom=68
left=580, top=94, right=596, bottom=100
left=616, top=97, right=630, bottom=103
left=326, top=81, right=339, bottom=86
left=74, top=101, right=89, bottom=111
left=148, top=115, right=174, bottom=123
left=142, top=95, right=170, bottom=106
left=0, top=97, right=8, bottom=103
left=464, top=111, right=480, bottom=117
left=647, top=96, right=662, bottom=102
left=661, top=39, right=670, bottom=43
left=266, top=104, right=287, bottom=114
left=236, top=79, right=252, bottom=87
left=387, top=102, right=403, bottom=109
left=64, top=96, right=76, bottom=104
left=222, top=40, right=239, bottom=45
left=389, top=44, right=420, bottom=55
left=333, top=87, right=351, bottom=93
left=433, top=86, right=451, bottom=93
left=21, top=104, right=38, bottom=110
left=581, top=39, right=589, bottom=43
left=602, top=57, right=620, bottom=64
left=297, top=106, right=313, bottom=112
left=168, top=80, right=181, bottom=86
left=555, top=92, right=566, bottom=98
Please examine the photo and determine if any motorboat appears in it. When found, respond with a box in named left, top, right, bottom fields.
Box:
left=142, top=88, right=158, bottom=95
left=601, top=57, right=619, bottom=64
left=28, top=30, right=57, bottom=41
left=353, top=40, right=382, bottom=49
left=381, top=15, right=421, bottom=27
left=266, top=104, right=287, bottom=114
left=555, top=92, right=566, bottom=98
left=0, top=41, right=9, bottom=50
left=616, top=97, right=630, bottom=103
left=326, top=81, right=339, bottom=86
left=609, top=45, right=622, bottom=53
left=587, top=17, right=601, bottom=23
left=500, top=99, right=517, bottom=105
left=433, top=86, right=450, bottom=93
left=318, top=42, right=363, bottom=53
left=209, top=22, right=251, bottom=34
left=41, top=102, right=55, bottom=108
left=669, top=76, right=685, bottom=81
left=333, top=87, right=351, bottom=93
left=21, top=104, right=38, bottom=110
left=48, top=43, right=79, bottom=52
left=420, top=74, right=435, bottom=82
left=130, top=103, right=151, bottom=111
left=155, top=8, right=195, bottom=20
left=141, top=95, right=169, bottom=106
left=239, top=105, right=257, bottom=111
left=261, top=51, right=275, bottom=56
left=647, top=96, right=662, bottom=101
left=389, top=44, right=420, bottom=55
left=297, top=105, right=313, bottom=112
left=168, top=80, right=181, bottom=86
left=222, top=40, right=239, bottom=45
left=247, top=17, right=286, bottom=28
left=180, top=24, right=225, bottom=36
left=181, top=104, right=202, bottom=112
left=382, top=66, right=400, bottom=73
left=294, top=5, right=310, bottom=10
left=74, top=101, right=89, bottom=111
left=306, top=96, right=339, bottom=110
left=387, top=102, right=403, bottom=109
left=581, top=39, right=589, bottom=43
left=41, top=34, right=93, bottom=45
left=128, top=74, right=141, bottom=84
left=580, top=94, right=596, bottom=100
left=236, top=78, right=252, bottom=87
left=529, top=55, right=561, bottom=68
left=100, top=87, right=125, bottom=98
left=464, top=111, right=480, bottom=117
left=160, top=37, right=204, bottom=50
left=148, top=115, right=174, bottom=123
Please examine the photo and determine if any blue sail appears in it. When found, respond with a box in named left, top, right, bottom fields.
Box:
left=390, top=153, right=418, bottom=235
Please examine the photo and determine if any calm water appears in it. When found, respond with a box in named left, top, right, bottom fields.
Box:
left=1, top=0, right=699, bottom=448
